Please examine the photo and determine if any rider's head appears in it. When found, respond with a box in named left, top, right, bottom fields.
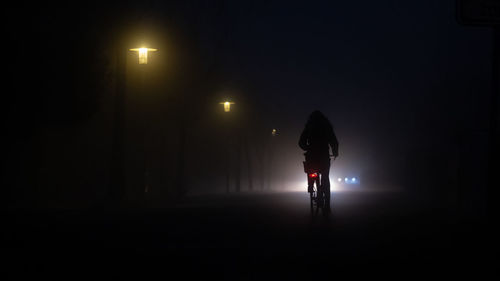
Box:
left=306, top=110, right=331, bottom=130
left=308, top=110, right=326, bottom=124
left=309, top=110, right=323, bottom=119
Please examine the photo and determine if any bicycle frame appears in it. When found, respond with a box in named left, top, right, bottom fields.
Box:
left=307, top=171, right=327, bottom=213
left=303, top=158, right=332, bottom=213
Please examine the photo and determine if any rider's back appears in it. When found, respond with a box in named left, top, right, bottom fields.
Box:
left=299, top=111, right=338, bottom=162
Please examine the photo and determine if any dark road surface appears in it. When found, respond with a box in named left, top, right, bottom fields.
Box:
left=5, top=190, right=496, bottom=280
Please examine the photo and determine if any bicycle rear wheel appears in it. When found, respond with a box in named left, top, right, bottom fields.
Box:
left=310, top=176, right=321, bottom=213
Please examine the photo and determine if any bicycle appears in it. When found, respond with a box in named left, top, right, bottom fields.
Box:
left=303, top=162, right=328, bottom=214
left=303, top=154, right=336, bottom=214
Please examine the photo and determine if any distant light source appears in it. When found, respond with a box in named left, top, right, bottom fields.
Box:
left=271, top=129, right=277, bottom=136
left=220, top=101, right=235, bottom=112
left=352, top=177, right=356, bottom=182
left=337, top=178, right=342, bottom=182
left=309, top=173, right=318, bottom=178
left=129, top=47, right=158, bottom=64
left=345, top=177, right=348, bottom=182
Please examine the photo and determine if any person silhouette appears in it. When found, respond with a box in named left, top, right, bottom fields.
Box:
left=299, top=110, right=339, bottom=211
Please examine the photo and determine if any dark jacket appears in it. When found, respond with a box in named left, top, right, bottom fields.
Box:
left=299, top=115, right=339, bottom=163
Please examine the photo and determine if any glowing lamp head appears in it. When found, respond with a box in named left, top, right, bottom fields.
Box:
left=129, top=47, right=158, bottom=64
left=219, top=101, right=235, bottom=112
left=337, top=178, right=342, bottom=182
left=272, top=129, right=277, bottom=136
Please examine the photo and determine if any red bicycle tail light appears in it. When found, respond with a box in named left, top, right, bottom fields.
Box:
left=309, top=173, right=318, bottom=178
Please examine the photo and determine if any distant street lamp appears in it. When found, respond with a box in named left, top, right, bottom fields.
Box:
left=220, top=101, right=235, bottom=112
left=219, top=100, right=236, bottom=193
left=129, top=46, right=157, bottom=199
left=129, top=47, right=158, bottom=64
left=268, top=128, right=278, bottom=190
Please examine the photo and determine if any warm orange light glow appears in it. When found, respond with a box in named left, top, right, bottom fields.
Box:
left=219, top=101, right=235, bottom=112
left=129, top=47, right=158, bottom=64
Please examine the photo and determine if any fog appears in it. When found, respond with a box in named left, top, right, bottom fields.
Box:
left=2, top=1, right=495, bottom=220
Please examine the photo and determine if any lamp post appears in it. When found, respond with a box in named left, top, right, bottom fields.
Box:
left=220, top=100, right=235, bottom=193
left=268, top=128, right=278, bottom=190
left=130, top=46, right=157, bottom=201
left=109, top=30, right=158, bottom=205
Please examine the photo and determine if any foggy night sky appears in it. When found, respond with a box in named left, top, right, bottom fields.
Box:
left=221, top=1, right=492, bottom=134
left=218, top=0, right=493, bottom=184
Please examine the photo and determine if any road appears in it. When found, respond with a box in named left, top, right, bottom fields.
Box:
left=5, top=189, right=496, bottom=280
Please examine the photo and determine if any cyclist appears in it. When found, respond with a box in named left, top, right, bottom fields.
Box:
left=299, top=110, right=339, bottom=211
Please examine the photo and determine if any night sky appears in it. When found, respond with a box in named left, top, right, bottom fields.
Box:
left=218, top=1, right=494, bottom=185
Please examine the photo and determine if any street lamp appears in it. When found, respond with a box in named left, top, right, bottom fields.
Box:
left=109, top=42, right=159, bottom=204
left=220, top=101, right=235, bottom=112
left=129, top=46, right=157, bottom=199
left=219, top=100, right=235, bottom=193
left=129, top=47, right=158, bottom=64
